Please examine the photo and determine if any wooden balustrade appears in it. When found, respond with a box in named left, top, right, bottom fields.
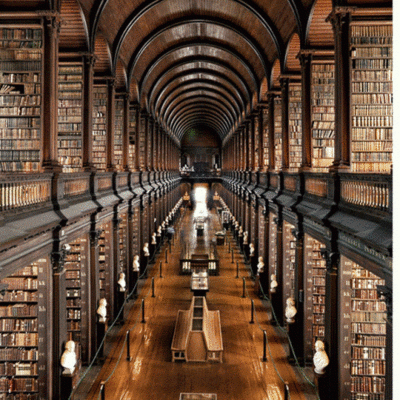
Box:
left=305, top=176, right=328, bottom=198
left=340, top=175, right=391, bottom=212
left=0, top=175, right=52, bottom=211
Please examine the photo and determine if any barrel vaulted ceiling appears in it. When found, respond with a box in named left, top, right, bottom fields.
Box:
left=10, top=0, right=342, bottom=144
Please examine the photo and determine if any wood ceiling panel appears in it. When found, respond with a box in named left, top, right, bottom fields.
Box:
left=285, top=33, right=301, bottom=72
left=138, top=46, right=259, bottom=104
left=93, top=34, right=111, bottom=75
left=59, top=0, right=88, bottom=50
left=129, top=22, right=265, bottom=86
left=115, top=59, right=127, bottom=90
left=307, top=0, right=334, bottom=47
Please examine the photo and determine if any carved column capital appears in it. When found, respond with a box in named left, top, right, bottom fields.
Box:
left=377, top=285, right=392, bottom=323
left=51, top=244, right=71, bottom=274
left=320, top=249, right=339, bottom=272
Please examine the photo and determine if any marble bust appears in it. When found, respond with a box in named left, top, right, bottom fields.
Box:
left=61, top=340, right=77, bottom=375
left=97, top=298, right=107, bottom=323
left=313, top=340, right=329, bottom=375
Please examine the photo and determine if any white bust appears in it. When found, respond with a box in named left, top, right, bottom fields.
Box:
left=61, top=340, right=77, bottom=375
left=313, top=340, right=329, bottom=375
left=157, top=225, right=162, bottom=236
left=97, top=298, right=107, bottom=323
left=249, top=243, right=255, bottom=257
left=285, top=297, right=297, bottom=323
left=161, top=221, right=166, bottom=229
left=243, top=231, right=248, bottom=244
left=118, top=272, right=126, bottom=292
left=133, top=255, right=140, bottom=272
left=257, top=256, right=264, bottom=275
left=270, top=274, right=278, bottom=293
left=238, top=226, right=243, bottom=237
left=151, top=232, right=157, bottom=245
left=143, top=242, right=150, bottom=257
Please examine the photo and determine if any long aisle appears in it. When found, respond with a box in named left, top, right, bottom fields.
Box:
left=80, top=207, right=315, bottom=400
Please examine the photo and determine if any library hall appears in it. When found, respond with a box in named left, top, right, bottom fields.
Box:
left=0, top=0, right=393, bottom=399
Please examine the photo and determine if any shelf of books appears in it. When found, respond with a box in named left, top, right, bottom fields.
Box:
left=350, top=23, right=392, bottom=173
left=139, top=114, right=146, bottom=170
left=268, top=212, right=277, bottom=282
left=114, top=97, right=124, bottom=171
left=0, top=258, right=49, bottom=399
left=274, top=96, right=282, bottom=170
left=98, top=222, right=112, bottom=308
left=303, top=234, right=326, bottom=363
left=253, top=113, right=259, bottom=169
left=0, top=26, right=42, bottom=173
left=262, top=106, right=269, bottom=169
left=92, top=85, right=107, bottom=171
left=288, top=82, right=302, bottom=171
left=65, top=236, right=89, bottom=350
left=283, top=221, right=296, bottom=303
left=311, top=61, right=335, bottom=172
left=58, top=62, right=83, bottom=173
left=118, top=213, right=128, bottom=277
left=339, top=256, right=387, bottom=400
left=128, top=107, right=136, bottom=170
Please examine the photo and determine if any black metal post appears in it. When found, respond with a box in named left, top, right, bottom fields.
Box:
left=236, top=261, right=239, bottom=278
left=169, top=241, right=172, bottom=253
left=165, top=249, right=168, bottom=263
left=284, top=382, right=289, bottom=400
left=141, top=299, right=146, bottom=323
left=262, top=330, right=268, bottom=361
left=231, top=249, right=234, bottom=263
left=159, top=261, right=163, bottom=278
left=242, top=277, right=246, bottom=298
left=100, top=381, right=105, bottom=400
left=250, top=299, right=254, bottom=324
left=151, top=277, right=155, bottom=297
left=228, top=241, right=231, bottom=252
left=126, top=330, right=132, bottom=361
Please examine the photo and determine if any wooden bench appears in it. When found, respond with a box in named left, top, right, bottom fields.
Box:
left=171, top=296, right=223, bottom=362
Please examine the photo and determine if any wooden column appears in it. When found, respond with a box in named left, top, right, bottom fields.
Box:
left=291, top=228, right=305, bottom=363
left=273, top=215, right=284, bottom=325
left=106, top=79, right=116, bottom=171
left=299, top=51, right=313, bottom=170
left=280, top=77, right=290, bottom=171
left=82, top=54, right=95, bottom=170
left=112, top=217, right=121, bottom=319
left=132, top=104, right=140, bottom=171
left=89, top=229, right=101, bottom=360
left=267, top=93, right=275, bottom=171
left=50, top=247, right=68, bottom=399
left=329, top=8, right=352, bottom=170
left=321, top=250, right=340, bottom=400
left=41, top=12, right=61, bottom=170
left=123, top=93, right=130, bottom=171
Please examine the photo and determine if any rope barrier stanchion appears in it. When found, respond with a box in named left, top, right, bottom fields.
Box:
left=141, top=299, right=146, bottom=323
left=284, top=382, right=290, bottom=400
left=236, top=261, right=239, bottom=278
left=250, top=299, right=255, bottom=324
left=231, top=249, right=234, bottom=263
left=126, top=330, right=132, bottom=361
left=262, top=330, right=268, bottom=362
left=242, top=277, right=246, bottom=298
left=228, top=241, right=231, bottom=252
left=100, top=381, right=105, bottom=400
left=151, top=277, right=155, bottom=298
left=165, top=249, right=168, bottom=263
left=159, top=261, right=163, bottom=278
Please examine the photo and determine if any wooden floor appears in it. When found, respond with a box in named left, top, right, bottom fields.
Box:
left=74, top=206, right=317, bottom=400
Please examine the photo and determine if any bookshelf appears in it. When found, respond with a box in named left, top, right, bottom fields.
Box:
left=114, top=97, right=123, bottom=171
left=350, top=23, right=392, bottom=173
left=339, top=257, right=387, bottom=400
left=304, top=234, right=326, bottom=363
left=139, top=114, right=146, bottom=170
left=254, top=113, right=259, bottom=169
left=58, top=62, right=83, bottom=173
left=0, top=258, right=49, bottom=399
left=98, top=222, right=112, bottom=308
left=131, top=206, right=140, bottom=257
left=288, top=82, right=302, bottom=171
left=311, top=62, right=335, bottom=171
left=268, top=212, right=277, bottom=281
left=0, top=26, right=42, bottom=173
left=92, top=85, right=107, bottom=171
left=283, top=221, right=296, bottom=302
left=262, top=106, right=269, bottom=169
left=128, top=107, right=136, bottom=170
left=274, top=97, right=282, bottom=170
left=119, top=213, right=128, bottom=277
